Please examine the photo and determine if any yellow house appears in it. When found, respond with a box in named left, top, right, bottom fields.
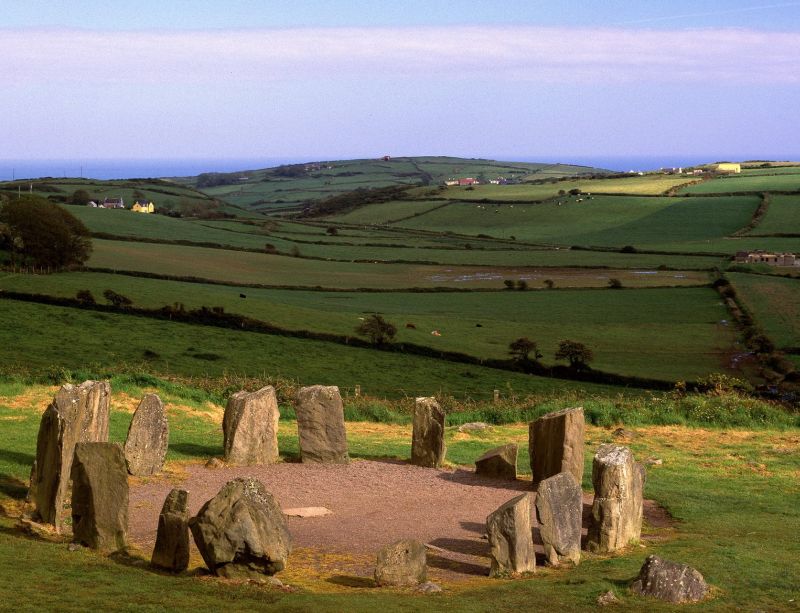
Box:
left=131, top=200, right=155, bottom=213
left=711, top=163, right=741, bottom=174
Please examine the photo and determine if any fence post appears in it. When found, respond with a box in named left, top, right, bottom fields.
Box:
left=354, top=384, right=361, bottom=398
left=493, top=389, right=500, bottom=403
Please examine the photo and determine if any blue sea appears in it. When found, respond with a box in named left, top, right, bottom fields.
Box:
left=1, top=155, right=795, bottom=181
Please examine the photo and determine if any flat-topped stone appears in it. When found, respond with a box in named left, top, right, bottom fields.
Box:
left=529, top=406, right=585, bottom=486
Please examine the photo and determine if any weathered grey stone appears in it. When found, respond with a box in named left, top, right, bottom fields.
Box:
left=597, top=590, right=620, bottom=606
left=475, top=444, right=517, bottom=480
left=586, top=444, right=644, bottom=553
left=535, top=471, right=582, bottom=566
left=486, top=493, right=536, bottom=577
left=70, top=442, right=128, bottom=552
left=151, top=488, right=189, bottom=572
left=529, top=406, right=585, bottom=486
left=631, top=555, right=709, bottom=603
left=374, top=539, right=427, bottom=586
left=189, top=478, right=291, bottom=578
left=458, top=422, right=489, bottom=433
left=29, top=381, right=111, bottom=528
left=222, top=386, right=279, bottom=465
left=294, top=386, right=349, bottom=463
left=411, top=397, right=446, bottom=468
left=124, top=394, right=168, bottom=476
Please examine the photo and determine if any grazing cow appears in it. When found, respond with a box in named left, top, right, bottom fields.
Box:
left=239, top=293, right=246, bottom=298
left=406, top=323, right=417, bottom=329
left=431, top=330, right=441, bottom=337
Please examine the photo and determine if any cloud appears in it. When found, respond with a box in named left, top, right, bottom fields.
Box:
left=3, top=26, right=799, bottom=85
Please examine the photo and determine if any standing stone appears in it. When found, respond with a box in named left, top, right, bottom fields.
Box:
left=222, top=386, right=279, bottom=465
left=374, top=539, right=427, bottom=587
left=586, top=444, right=644, bottom=553
left=529, top=406, right=585, bottom=486
left=151, top=488, right=190, bottom=572
left=631, top=555, right=709, bottom=603
left=29, top=380, right=111, bottom=528
left=70, top=442, right=128, bottom=552
left=124, top=394, right=169, bottom=476
left=475, top=444, right=517, bottom=480
left=294, top=386, right=348, bottom=463
left=486, top=493, right=536, bottom=577
left=411, top=397, right=446, bottom=468
left=535, top=471, right=582, bottom=566
left=189, top=478, right=291, bottom=579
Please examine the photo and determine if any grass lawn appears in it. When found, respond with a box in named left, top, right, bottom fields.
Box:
left=0, top=381, right=797, bottom=611
left=680, top=173, right=800, bottom=194
left=0, top=274, right=731, bottom=380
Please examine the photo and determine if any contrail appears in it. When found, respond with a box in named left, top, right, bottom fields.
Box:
left=613, top=2, right=800, bottom=26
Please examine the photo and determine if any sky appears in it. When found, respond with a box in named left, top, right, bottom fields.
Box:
left=2, top=0, right=800, bottom=164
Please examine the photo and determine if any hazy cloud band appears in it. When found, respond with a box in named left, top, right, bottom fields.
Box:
left=3, top=26, right=799, bottom=84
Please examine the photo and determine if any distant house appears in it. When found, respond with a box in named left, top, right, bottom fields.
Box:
left=458, top=177, right=479, bottom=186
left=735, top=250, right=799, bottom=266
left=711, top=163, right=741, bottom=174
left=102, top=197, right=125, bottom=209
left=131, top=199, right=155, bottom=214
left=86, top=201, right=98, bottom=207
left=444, top=179, right=459, bottom=186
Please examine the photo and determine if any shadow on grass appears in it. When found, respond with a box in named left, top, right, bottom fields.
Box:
left=0, top=473, right=28, bottom=501
left=0, top=448, right=35, bottom=467
left=326, top=574, right=374, bottom=588
left=426, top=552, right=487, bottom=577
left=169, top=442, right=223, bottom=459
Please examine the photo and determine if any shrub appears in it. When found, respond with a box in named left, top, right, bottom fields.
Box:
left=75, top=289, right=95, bottom=304
left=355, top=314, right=397, bottom=345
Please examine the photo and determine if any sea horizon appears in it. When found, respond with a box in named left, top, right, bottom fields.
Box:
left=0, top=154, right=797, bottom=182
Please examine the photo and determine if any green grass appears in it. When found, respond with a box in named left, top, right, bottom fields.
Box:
left=747, top=194, right=800, bottom=235
left=728, top=272, right=800, bottom=348
left=0, top=274, right=732, bottom=380
left=0, top=298, right=624, bottom=400
left=680, top=173, right=800, bottom=194
left=394, top=196, right=758, bottom=248
left=0, top=382, right=798, bottom=611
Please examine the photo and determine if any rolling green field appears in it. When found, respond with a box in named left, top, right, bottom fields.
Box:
left=85, top=239, right=711, bottom=290
left=391, top=196, right=758, bottom=248
left=728, top=272, right=800, bottom=348
left=680, top=173, right=800, bottom=194
left=746, top=194, right=800, bottom=235
left=0, top=273, right=729, bottom=380
left=0, top=298, right=622, bottom=399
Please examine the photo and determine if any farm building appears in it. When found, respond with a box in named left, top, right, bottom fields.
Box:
left=735, top=250, right=799, bottom=266
left=444, top=177, right=480, bottom=186
left=102, top=197, right=125, bottom=209
left=131, top=199, right=155, bottom=213
left=711, top=163, right=741, bottom=174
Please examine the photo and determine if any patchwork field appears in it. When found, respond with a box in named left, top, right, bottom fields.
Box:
left=746, top=194, right=800, bottom=235
left=728, top=272, right=800, bottom=349
left=680, top=172, right=800, bottom=194
left=0, top=273, right=729, bottom=380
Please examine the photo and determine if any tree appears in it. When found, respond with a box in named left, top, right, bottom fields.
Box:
left=568, top=188, right=581, bottom=195
left=503, top=279, right=515, bottom=290
left=0, top=196, right=92, bottom=269
left=608, top=278, right=623, bottom=289
left=326, top=226, right=339, bottom=236
left=544, top=279, right=555, bottom=289
left=554, top=340, right=593, bottom=370
left=103, top=289, right=133, bottom=308
left=509, top=337, right=542, bottom=363
left=515, top=279, right=528, bottom=291
left=355, top=314, right=397, bottom=345
left=70, top=189, right=92, bottom=206
left=76, top=289, right=96, bottom=304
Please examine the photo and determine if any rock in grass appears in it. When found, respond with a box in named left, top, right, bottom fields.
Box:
left=475, top=444, right=517, bottom=480
left=151, top=488, right=189, bottom=572
left=70, top=442, right=128, bottom=552
left=596, top=590, right=620, bottom=606
left=486, top=493, right=536, bottom=577
left=222, top=386, right=279, bottom=465
left=411, top=397, right=446, bottom=468
left=374, top=539, right=427, bottom=587
left=535, top=471, right=582, bottom=566
left=294, top=386, right=349, bottom=463
left=631, top=555, right=709, bottom=603
left=124, top=394, right=169, bottom=476
left=29, top=381, right=110, bottom=528
left=529, top=406, right=585, bottom=486
left=586, top=444, right=644, bottom=553
left=189, top=478, right=291, bottom=579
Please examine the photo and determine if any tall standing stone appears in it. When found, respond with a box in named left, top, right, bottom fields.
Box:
left=529, top=406, right=585, bottom=486
left=124, top=394, right=169, bottom=476
left=475, top=444, right=517, bottom=480
left=586, top=444, right=644, bottom=553
left=294, top=385, right=348, bottom=463
left=189, top=478, right=292, bottom=579
left=374, top=539, right=427, bottom=587
left=486, top=493, right=536, bottom=577
left=70, top=442, right=128, bottom=552
left=411, top=397, right=446, bottom=468
left=535, top=471, right=582, bottom=566
left=29, top=380, right=110, bottom=528
left=151, top=488, right=190, bottom=572
left=222, top=386, right=280, bottom=465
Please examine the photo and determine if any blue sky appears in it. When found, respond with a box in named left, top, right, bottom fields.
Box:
left=3, top=1, right=800, bottom=162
